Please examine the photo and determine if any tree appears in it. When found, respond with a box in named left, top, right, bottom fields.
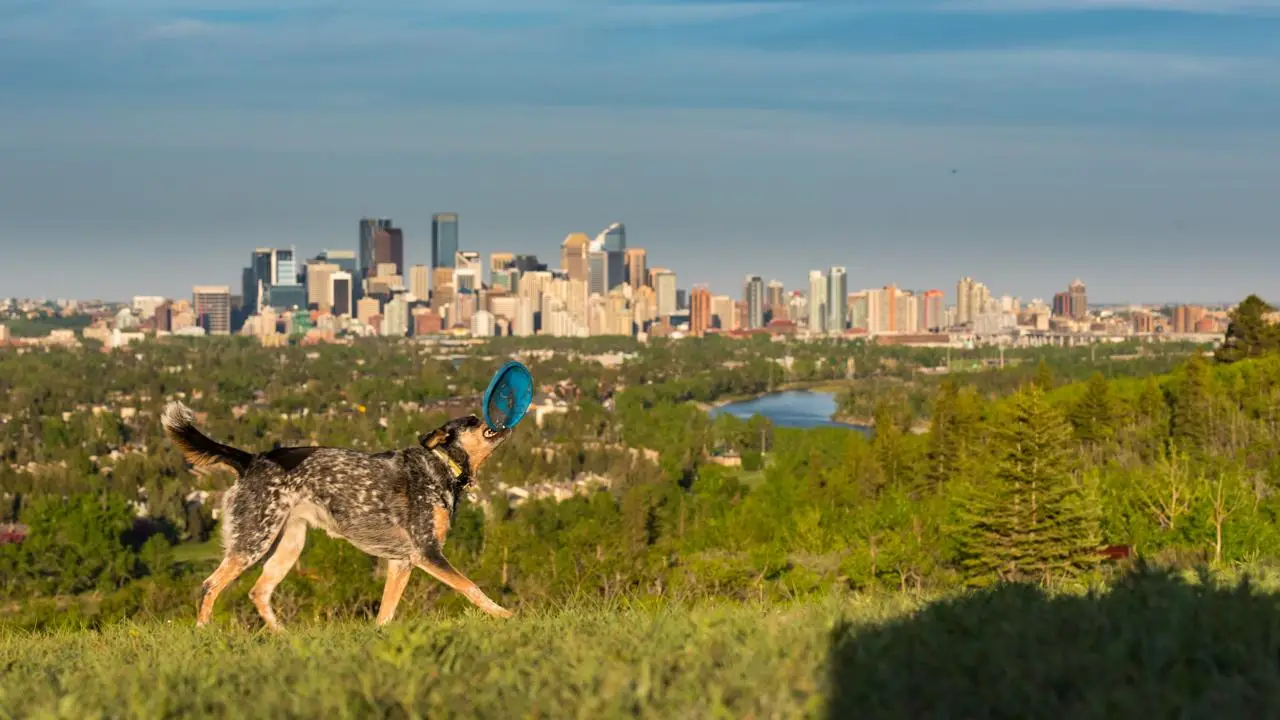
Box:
left=1215, top=294, right=1279, bottom=364
left=1070, top=372, right=1117, bottom=445
left=1033, top=358, right=1054, bottom=391
left=957, top=386, right=1101, bottom=587
left=1170, top=354, right=1214, bottom=451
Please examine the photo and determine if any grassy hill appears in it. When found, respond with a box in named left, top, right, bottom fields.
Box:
left=6, top=567, right=1280, bottom=719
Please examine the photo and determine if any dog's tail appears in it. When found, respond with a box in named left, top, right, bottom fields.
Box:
left=161, top=401, right=253, bottom=475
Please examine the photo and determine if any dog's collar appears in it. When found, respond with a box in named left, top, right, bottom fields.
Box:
left=431, top=447, right=464, bottom=478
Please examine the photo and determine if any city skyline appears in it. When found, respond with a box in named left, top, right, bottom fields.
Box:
left=3, top=2, right=1279, bottom=303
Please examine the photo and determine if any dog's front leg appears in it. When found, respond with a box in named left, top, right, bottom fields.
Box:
left=414, top=547, right=513, bottom=619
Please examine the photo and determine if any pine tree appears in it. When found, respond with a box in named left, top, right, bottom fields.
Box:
left=1070, top=372, right=1117, bottom=444
left=1170, top=354, right=1214, bottom=452
left=957, top=386, right=1102, bottom=587
left=925, top=379, right=958, bottom=489
left=1033, top=358, right=1054, bottom=391
left=1215, top=294, right=1279, bottom=364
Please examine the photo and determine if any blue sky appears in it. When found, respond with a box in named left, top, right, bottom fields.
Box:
left=1, top=0, right=1278, bottom=304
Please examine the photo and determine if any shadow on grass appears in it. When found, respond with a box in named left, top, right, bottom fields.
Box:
left=828, top=566, right=1280, bottom=718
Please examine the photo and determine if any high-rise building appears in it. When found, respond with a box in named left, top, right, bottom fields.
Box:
left=1068, top=279, right=1088, bottom=320
left=432, top=213, right=459, bottom=269
left=561, top=233, right=590, bottom=282
left=848, top=292, right=869, bottom=331
left=922, top=289, right=945, bottom=331
left=606, top=250, right=626, bottom=292
left=491, top=268, right=518, bottom=293
left=193, top=286, right=231, bottom=335
left=409, top=265, right=430, bottom=301
left=712, top=295, right=736, bottom=330
left=489, top=252, right=515, bottom=275
left=808, top=270, right=826, bottom=333
left=957, top=276, right=975, bottom=325
left=331, top=271, right=353, bottom=317
left=625, top=248, right=648, bottom=289
left=588, top=251, right=607, bottom=296
left=306, top=262, right=339, bottom=310
left=271, top=247, right=297, bottom=286
left=513, top=254, right=542, bottom=275
left=471, top=309, right=496, bottom=337
left=690, top=285, right=712, bottom=336
left=598, top=222, right=626, bottom=252
left=1173, top=305, right=1206, bottom=333
left=359, top=218, right=393, bottom=279
left=827, top=267, right=848, bottom=332
left=654, top=271, right=677, bottom=317
left=766, top=280, right=786, bottom=321
left=382, top=295, right=410, bottom=337
left=242, top=248, right=272, bottom=312
left=744, top=275, right=765, bottom=329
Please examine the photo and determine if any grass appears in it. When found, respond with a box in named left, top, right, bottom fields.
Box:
left=6, top=567, right=1280, bottom=718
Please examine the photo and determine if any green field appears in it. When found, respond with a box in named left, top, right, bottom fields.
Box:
left=5, top=567, right=1280, bottom=719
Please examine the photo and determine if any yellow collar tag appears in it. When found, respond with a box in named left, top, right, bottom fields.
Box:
left=431, top=447, right=464, bottom=478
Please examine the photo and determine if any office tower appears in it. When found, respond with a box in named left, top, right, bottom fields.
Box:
left=372, top=226, right=404, bottom=277
left=922, top=289, right=945, bottom=331
left=455, top=251, right=481, bottom=275
left=306, top=262, right=339, bottom=310
left=606, top=251, right=626, bottom=292
left=807, top=271, right=826, bottom=332
left=240, top=248, right=272, bottom=312
left=1068, top=279, right=1088, bottom=320
left=744, top=275, right=765, bottom=329
left=513, top=254, right=541, bottom=274
left=331, top=271, right=353, bottom=317
left=597, top=222, right=626, bottom=252
left=827, top=267, right=848, bottom=332
left=359, top=218, right=393, bottom=279
left=766, top=280, right=786, bottom=321
left=320, top=249, right=357, bottom=276
left=489, top=252, right=515, bottom=276
left=193, top=285, right=231, bottom=335
left=625, top=248, right=648, bottom=289
left=1052, top=292, right=1069, bottom=317
left=267, top=284, right=307, bottom=311
left=271, top=247, right=296, bottom=286
left=690, top=285, right=712, bottom=336
left=654, top=271, right=677, bottom=317
left=431, top=213, right=459, bottom=269
left=588, top=251, right=607, bottom=296
left=561, top=233, right=590, bottom=282
left=409, top=265, right=430, bottom=301
left=711, top=295, right=735, bottom=330
left=677, top=289, right=688, bottom=312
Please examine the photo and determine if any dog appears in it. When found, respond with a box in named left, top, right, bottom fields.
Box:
left=160, top=401, right=514, bottom=630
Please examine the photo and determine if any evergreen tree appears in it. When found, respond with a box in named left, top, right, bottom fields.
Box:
left=957, top=386, right=1101, bottom=587
left=1215, top=294, right=1279, bottom=364
left=1033, top=358, right=1055, bottom=391
left=1170, top=354, right=1214, bottom=452
left=925, top=380, right=959, bottom=489
left=1070, top=372, right=1117, bottom=444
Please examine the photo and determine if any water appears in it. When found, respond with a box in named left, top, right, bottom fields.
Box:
left=710, top=390, right=871, bottom=433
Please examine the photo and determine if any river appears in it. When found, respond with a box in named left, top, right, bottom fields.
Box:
left=709, top=390, right=871, bottom=433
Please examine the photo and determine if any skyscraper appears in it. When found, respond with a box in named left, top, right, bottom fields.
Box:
left=193, top=285, right=231, bottom=335
left=654, top=271, right=677, bottom=317
left=690, top=285, right=712, bottom=336
left=588, top=251, right=607, bottom=296
left=808, top=270, right=826, bottom=333
left=598, top=222, right=626, bottom=252
left=373, top=226, right=405, bottom=276
left=561, top=233, right=589, bottom=282
left=744, top=275, right=765, bottom=329
left=827, top=267, right=848, bottom=332
left=766, top=280, right=786, bottom=321
left=625, top=248, right=648, bottom=289
left=242, top=248, right=272, bottom=312
left=359, top=218, right=393, bottom=279
left=306, top=261, right=339, bottom=310
left=922, top=289, right=945, bottom=331
left=331, top=272, right=353, bottom=317
left=432, top=213, right=459, bottom=269
left=272, top=247, right=297, bottom=286
left=1068, top=279, right=1088, bottom=320
left=409, top=265, right=430, bottom=301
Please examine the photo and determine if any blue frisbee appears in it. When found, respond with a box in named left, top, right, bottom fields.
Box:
left=482, top=360, right=534, bottom=431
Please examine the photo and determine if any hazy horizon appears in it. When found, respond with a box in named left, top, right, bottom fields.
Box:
left=2, top=0, right=1278, bottom=304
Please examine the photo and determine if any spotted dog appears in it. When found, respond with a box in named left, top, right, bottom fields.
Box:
left=161, top=401, right=513, bottom=630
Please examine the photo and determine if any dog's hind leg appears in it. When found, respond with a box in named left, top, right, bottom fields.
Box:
left=415, top=548, right=512, bottom=619
left=375, top=558, right=413, bottom=626
left=197, top=483, right=296, bottom=628
left=249, top=517, right=308, bottom=632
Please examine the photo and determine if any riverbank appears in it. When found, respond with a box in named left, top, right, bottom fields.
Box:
left=695, top=380, right=854, bottom=412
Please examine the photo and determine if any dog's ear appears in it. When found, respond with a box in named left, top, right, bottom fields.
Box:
left=419, top=427, right=450, bottom=449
